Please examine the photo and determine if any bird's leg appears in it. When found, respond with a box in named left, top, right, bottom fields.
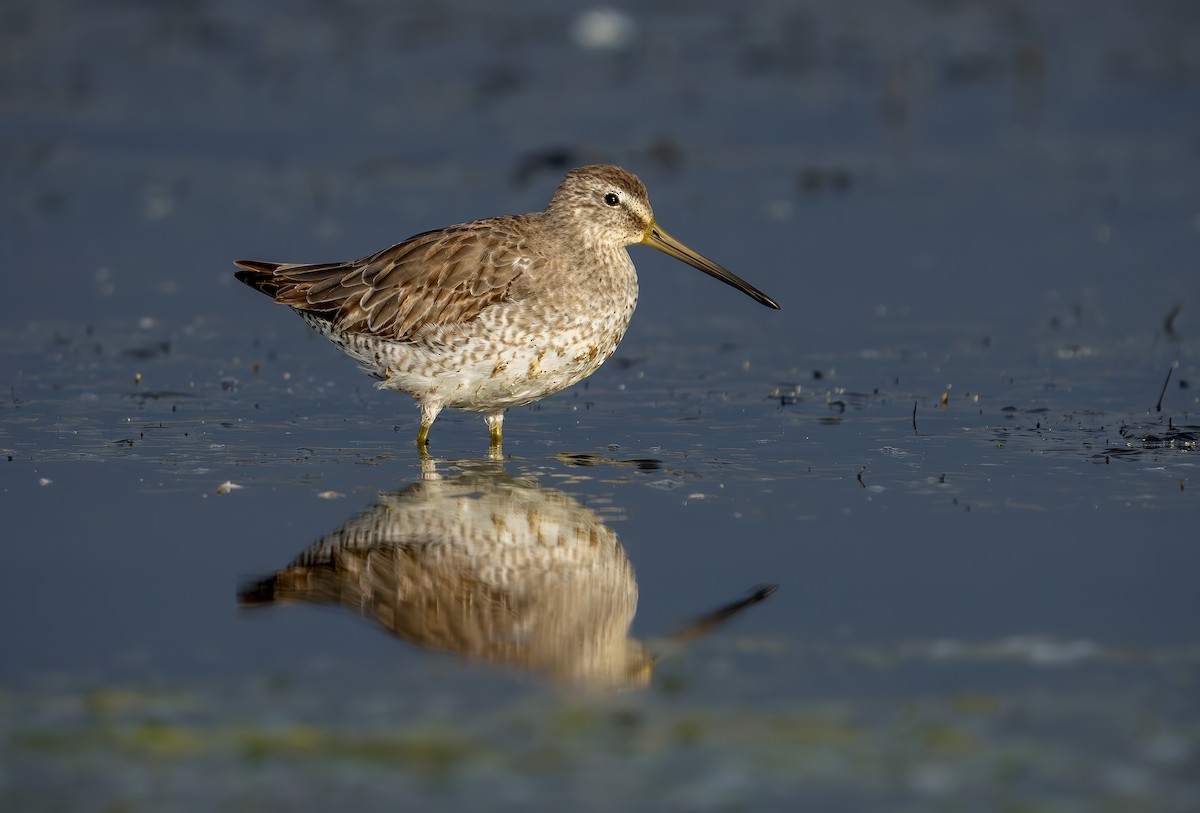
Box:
left=417, top=401, right=442, bottom=454
left=485, top=412, right=504, bottom=455
left=419, top=455, right=441, bottom=481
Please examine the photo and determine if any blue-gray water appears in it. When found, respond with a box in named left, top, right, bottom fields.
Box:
left=2, top=1, right=1198, bottom=810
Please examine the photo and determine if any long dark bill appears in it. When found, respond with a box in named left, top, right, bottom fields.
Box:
left=666, top=584, right=779, bottom=645
left=643, top=224, right=780, bottom=310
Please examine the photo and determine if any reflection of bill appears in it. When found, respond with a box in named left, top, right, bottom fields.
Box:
left=239, top=463, right=775, bottom=690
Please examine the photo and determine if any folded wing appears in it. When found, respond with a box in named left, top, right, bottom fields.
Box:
left=234, top=216, right=543, bottom=341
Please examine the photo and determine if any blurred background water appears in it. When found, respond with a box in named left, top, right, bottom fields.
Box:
left=2, top=1, right=1198, bottom=810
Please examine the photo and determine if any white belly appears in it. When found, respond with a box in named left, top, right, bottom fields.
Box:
left=305, top=293, right=634, bottom=414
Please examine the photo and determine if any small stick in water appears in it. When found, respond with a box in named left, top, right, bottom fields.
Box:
left=1155, top=362, right=1177, bottom=413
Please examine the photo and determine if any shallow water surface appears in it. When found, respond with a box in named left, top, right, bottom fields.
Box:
left=2, top=0, right=1198, bottom=810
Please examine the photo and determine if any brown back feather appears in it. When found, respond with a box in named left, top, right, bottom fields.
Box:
left=233, top=215, right=545, bottom=341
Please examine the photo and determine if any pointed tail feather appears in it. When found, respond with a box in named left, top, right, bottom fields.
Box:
left=237, top=573, right=285, bottom=608
left=234, top=259, right=285, bottom=297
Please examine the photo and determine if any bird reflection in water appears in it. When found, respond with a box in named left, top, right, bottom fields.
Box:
left=238, top=461, right=775, bottom=690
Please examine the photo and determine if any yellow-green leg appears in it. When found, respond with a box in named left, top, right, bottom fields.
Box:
left=485, top=412, right=504, bottom=453
left=417, top=402, right=442, bottom=455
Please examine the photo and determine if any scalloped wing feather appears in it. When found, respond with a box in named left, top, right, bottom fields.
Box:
left=239, top=216, right=544, bottom=341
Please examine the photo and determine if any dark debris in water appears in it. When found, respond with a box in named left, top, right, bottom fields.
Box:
left=994, top=415, right=1198, bottom=464
left=796, top=166, right=853, bottom=194
left=121, top=341, right=171, bottom=361
left=764, top=370, right=1196, bottom=466
left=1117, top=421, right=1199, bottom=450
left=556, top=452, right=663, bottom=471
left=124, top=390, right=197, bottom=402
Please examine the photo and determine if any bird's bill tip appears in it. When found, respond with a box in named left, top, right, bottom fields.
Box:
left=641, top=224, right=780, bottom=310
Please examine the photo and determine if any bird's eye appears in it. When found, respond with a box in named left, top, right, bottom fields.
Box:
left=604, top=192, right=620, bottom=207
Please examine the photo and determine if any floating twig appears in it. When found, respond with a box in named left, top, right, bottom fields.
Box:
left=1155, top=362, right=1177, bottom=412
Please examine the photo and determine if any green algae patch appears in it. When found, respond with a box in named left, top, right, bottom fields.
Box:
left=232, top=725, right=484, bottom=775
left=16, top=718, right=484, bottom=776
left=771, top=712, right=862, bottom=748
left=670, top=713, right=707, bottom=745
left=916, top=723, right=976, bottom=754
left=951, top=692, right=1001, bottom=716
left=120, top=719, right=205, bottom=756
